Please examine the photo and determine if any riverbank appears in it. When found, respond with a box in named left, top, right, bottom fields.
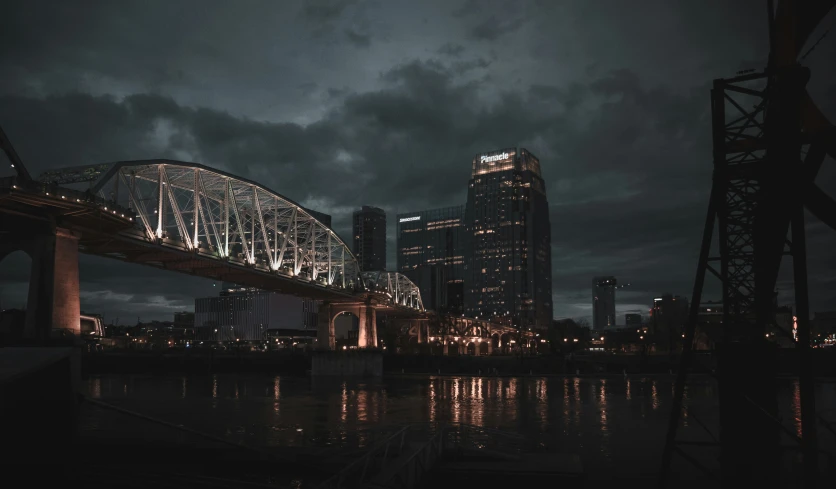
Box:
left=80, top=348, right=836, bottom=377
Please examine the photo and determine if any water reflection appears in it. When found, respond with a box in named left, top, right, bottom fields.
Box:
left=651, top=380, right=660, bottom=410
left=599, top=380, right=610, bottom=461
left=791, top=379, right=802, bottom=438
left=80, top=374, right=835, bottom=478
left=90, top=377, right=101, bottom=399
left=340, top=382, right=348, bottom=424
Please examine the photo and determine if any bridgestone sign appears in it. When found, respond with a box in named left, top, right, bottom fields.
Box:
left=480, top=152, right=510, bottom=163
left=399, top=216, right=421, bottom=223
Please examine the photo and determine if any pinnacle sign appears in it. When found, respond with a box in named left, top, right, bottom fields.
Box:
left=480, top=152, right=511, bottom=164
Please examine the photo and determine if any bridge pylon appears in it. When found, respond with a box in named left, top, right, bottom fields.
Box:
left=0, top=216, right=81, bottom=339
left=317, top=301, right=380, bottom=351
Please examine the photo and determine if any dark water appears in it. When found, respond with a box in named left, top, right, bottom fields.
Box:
left=82, top=374, right=836, bottom=483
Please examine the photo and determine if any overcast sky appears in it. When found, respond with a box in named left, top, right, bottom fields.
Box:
left=1, top=0, right=834, bottom=324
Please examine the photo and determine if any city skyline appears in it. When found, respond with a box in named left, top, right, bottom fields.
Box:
left=1, top=0, right=834, bottom=324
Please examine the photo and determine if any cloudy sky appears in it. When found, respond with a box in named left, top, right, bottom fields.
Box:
left=1, top=0, right=834, bottom=324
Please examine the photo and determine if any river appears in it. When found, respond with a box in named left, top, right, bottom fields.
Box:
left=81, top=374, right=836, bottom=484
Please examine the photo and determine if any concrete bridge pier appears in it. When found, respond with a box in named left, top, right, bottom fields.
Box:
left=0, top=217, right=81, bottom=340
left=316, top=302, right=378, bottom=350
left=415, top=319, right=426, bottom=344
left=358, top=306, right=377, bottom=348
left=316, top=303, right=336, bottom=351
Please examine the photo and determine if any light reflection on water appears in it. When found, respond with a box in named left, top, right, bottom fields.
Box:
left=81, top=374, right=836, bottom=477
left=791, top=379, right=803, bottom=439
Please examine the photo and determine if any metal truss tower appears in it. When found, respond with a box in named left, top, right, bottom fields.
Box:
left=659, top=1, right=836, bottom=487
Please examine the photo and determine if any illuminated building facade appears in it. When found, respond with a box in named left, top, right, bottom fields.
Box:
left=593, top=276, right=617, bottom=330
left=352, top=206, right=386, bottom=271
left=464, top=147, right=552, bottom=331
left=396, top=205, right=465, bottom=314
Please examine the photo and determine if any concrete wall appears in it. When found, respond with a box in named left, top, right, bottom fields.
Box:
left=311, top=351, right=382, bottom=377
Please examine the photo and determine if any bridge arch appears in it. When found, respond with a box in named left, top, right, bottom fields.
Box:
left=36, top=160, right=424, bottom=313
left=360, top=271, right=423, bottom=311
left=40, top=160, right=362, bottom=291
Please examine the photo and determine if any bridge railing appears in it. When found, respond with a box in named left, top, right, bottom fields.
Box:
left=2, top=175, right=136, bottom=220
left=315, top=422, right=533, bottom=489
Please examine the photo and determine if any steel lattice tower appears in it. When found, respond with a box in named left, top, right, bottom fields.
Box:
left=659, top=1, right=836, bottom=487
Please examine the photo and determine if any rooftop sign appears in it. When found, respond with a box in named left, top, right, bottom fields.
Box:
left=480, top=152, right=511, bottom=164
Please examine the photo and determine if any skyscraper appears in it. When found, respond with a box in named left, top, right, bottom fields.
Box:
left=303, top=207, right=332, bottom=228
left=625, top=313, right=643, bottom=329
left=464, top=147, right=552, bottom=331
left=396, top=205, right=465, bottom=313
left=651, top=294, right=689, bottom=352
left=593, top=276, right=617, bottom=330
left=352, top=206, right=386, bottom=271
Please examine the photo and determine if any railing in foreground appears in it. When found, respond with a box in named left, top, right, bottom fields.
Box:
left=315, top=426, right=410, bottom=489
left=315, top=423, right=528, bottom=489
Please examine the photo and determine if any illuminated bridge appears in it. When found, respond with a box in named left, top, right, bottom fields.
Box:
left=0, top=155, right=423, bottom=348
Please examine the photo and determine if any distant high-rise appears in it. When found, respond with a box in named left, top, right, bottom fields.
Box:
left=625, top=313, right=642, bottom=328
left=352, top=206, right=386, bottom=271
left=303, top=207, right=332, bottom=228
left=464, top=147, right=552, bottom=331
left=651, top=294, right=689, bottom=352
left=396, top=205, right=465, bottom=313
left=593, top=276, right=617, bottom=330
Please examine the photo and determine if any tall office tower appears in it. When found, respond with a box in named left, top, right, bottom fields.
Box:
left=625, top=313, right=643, bottom=329
left=352, top=206, right=387, bottom=271
left=592, top=276, right=617, bottom=330
left=650, top=293, right=689, bottom=352
left=464, top=147, right=552, bottom=331
left=303, top=208, right=332, bottom=228
left=396, top=206, right=465, bottom=314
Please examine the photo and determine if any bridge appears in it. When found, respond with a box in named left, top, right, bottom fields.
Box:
left=1, top=135, right=527, bottom=351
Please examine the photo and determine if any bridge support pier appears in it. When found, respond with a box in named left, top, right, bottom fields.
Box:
left=415, top=319, right=425, bottom=344
left=317, top=302, right=378, bottom=351
left=358, top=306, right=377, bottom=348
left=0, top=217, right=81, bottom=340
left=316, top=303, right=335, bottom=351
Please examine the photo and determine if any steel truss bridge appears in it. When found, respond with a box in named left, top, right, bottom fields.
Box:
left=37, top=159, right=422, bottom=309
left=0, top=153, right=424, bottom=340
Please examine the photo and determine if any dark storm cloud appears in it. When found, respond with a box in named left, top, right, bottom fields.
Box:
left=301, top=0, right=359, bottom=23
left=438, top=43, right=466, bottom=57
left=1, top=0, right=835, bottom=322
left=345, top=28, right=372, bottom=48
left=0, top=59, right=718, bottom=320
left=469, top=15, right=527, bottom=41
